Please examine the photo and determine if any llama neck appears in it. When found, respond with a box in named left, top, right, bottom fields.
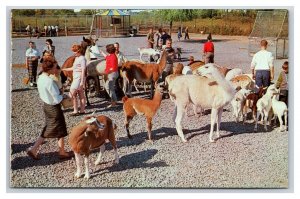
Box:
left=152, top=90, right=163, bottom=107
left=158, top=51, right=167, bottom=74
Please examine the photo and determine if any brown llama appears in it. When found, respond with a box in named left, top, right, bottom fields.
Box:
left=122, top=85, right=164, bottom=142
left=121, top=50, right=167, bottom=98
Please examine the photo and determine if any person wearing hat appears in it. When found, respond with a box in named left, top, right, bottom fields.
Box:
left=203, top=33, right=214, bottom=64
left=25, top=41, right=41, bottom=87
left=251, top=39, right=274, bottom=91
left=276, top=61, right=289, bottom=106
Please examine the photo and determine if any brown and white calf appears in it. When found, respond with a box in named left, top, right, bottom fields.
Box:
left=68, top=115, right=119, bottom=179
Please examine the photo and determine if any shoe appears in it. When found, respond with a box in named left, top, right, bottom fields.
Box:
left=79, top=111, right=86, bottom=115
left=58, top=151, right=74, bottom=160
left=107, top=102, right=117, bottom=108
left=26, top=149, right=41, bottom=160
left=70, top=112, right=79, bottom=116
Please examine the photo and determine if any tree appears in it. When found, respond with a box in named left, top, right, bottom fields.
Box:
left=154, top=9, right=198, bottom=34
left=79, top=9, right=97, bottom=15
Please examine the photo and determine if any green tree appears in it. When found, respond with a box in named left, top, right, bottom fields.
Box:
left=154, top=9, right=198, bottom=34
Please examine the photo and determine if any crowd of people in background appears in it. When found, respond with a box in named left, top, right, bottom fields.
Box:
left=25, top=24, right=59, bottom=39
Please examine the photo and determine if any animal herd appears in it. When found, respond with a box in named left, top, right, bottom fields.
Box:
left=45, top=37, right=288, bottom=179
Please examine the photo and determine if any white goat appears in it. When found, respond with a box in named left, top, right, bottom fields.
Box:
left=254, top=84, right=279, bottom=132
left=271, top=95, right=288, bottom=132
left=169, top=63, right=235, bottom=142
left=231, top=88, right=251, bottom=122
left=138, top=47, right=160, bottom=62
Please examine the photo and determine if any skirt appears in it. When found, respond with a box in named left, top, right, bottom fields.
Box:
left=27, top=57, right=38, bottom=83
left=41, top=103, right=68, bottom=138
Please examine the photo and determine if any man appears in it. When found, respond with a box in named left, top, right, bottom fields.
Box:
left=251, top=39, right=274, bottom=91
left=203, top=33, right=214, bottom=64
left=147, top=28, right=155, bottom=49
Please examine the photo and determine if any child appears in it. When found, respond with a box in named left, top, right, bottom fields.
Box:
left=276, top=61, right=288, bottom=106
left=100, top=44, right=119, bottom=107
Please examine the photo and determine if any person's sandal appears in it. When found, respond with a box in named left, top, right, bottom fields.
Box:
left=58, top=151, right=74, bottom=160
left=70, top=112, right=79, bottom=116
left=26, top=149, right=41, bottom=160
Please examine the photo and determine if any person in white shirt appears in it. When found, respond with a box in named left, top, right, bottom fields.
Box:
left=25, top=41, right=41, bottom=87
left=251, top=39, right=274, bottom=91
left=26, top=58, right=73, bottom=160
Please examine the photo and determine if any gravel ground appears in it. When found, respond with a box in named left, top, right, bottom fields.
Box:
left=10, top=34, right=288, bottom=188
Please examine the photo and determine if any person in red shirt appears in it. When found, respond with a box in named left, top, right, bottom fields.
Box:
left=100, top=44, right=119, bottom=107
left=203, top=33, right=214, bottom=64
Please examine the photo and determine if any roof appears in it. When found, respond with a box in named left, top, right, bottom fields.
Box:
left=97, top=9, right=129, bottom=16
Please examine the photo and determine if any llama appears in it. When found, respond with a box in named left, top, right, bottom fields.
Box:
left=122, top=85, right=164, bottom=142
left=169, top=63, right=235, bottom=142
left=121, top=50, right=167, bottom=98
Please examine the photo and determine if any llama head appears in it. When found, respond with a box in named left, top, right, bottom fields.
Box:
left=196, top=63, right=220, bottom=78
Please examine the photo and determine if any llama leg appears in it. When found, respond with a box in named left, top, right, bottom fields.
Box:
left=278, top=115, right=284, bottom=132
left=146, top=117, right=153, bottom=142
left=74, top=152, right=82, bottom=178
left=216, top=108, right=223, bottom=139
left=125, top=116, right=133, bottom=139
left=172, top=105, right=177, bottom=124
left=210, top=108, right=218, bottom=142
left=128, top=82, right=133, bottom=97
left=122, top=76, right=128, bottom=95
left=254, top=111, right=260, bottom=132
left=284, top=111, right=288, bottom=131
left=84, top=156, right=90, bottom=179
left=95, top=144, right=105, bottom=165
left=263, top=111, right=268, bottom=131
left=175, top=105, right=187, bottom=142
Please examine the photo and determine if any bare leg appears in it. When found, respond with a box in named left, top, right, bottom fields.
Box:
left=78, top=88, right=86, bottom=113
left=57, top=138, right=68, bottom=155
left=70, top=89, right=78, bottom=113
left=27, top=136, right=45, bottom=156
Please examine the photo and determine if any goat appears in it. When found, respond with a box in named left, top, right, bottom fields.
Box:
left=254, top=84, right=279, bottom=132
left=169, top=63, right=235, bottom=142
left=121, top=50, right=167, bottom=98
left=122, top=85, right=164, bottom=142
left=68, top=115, right=119, bottom=179
left=138, top=47, right=160, bottom=62
left=243, top=87, right=266, bottom=123
left=230, top=74, right=255, bottom=90
left=271, top=94, right=288, bottom=132
left=231, top=88, right=251, bottom=122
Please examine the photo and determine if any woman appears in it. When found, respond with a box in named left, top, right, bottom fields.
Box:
left=41, top=39, right=55, bottom=63
left=26, top=57, right=73, bottom=160
left=276, top=61, right=289, bottom=106
left=100, top=44, right=119, bottom=108
left=63, top=44, right=87, bottom=115
left=25, top=41, right=41, bottom=87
